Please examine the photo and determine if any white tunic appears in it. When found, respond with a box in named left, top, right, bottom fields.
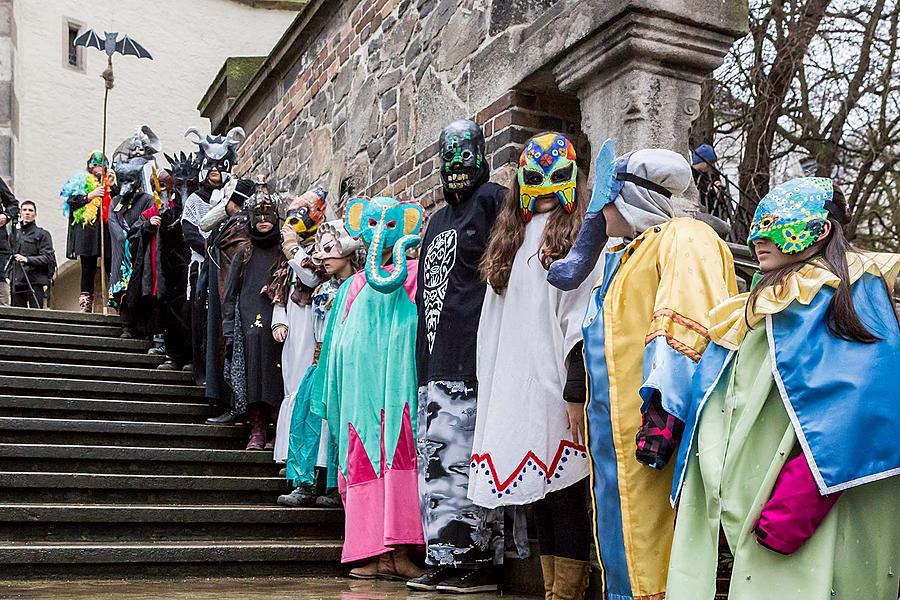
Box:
left=468, top=211, right=602, bottom=508
left=271, top=253, right=319, bottom=464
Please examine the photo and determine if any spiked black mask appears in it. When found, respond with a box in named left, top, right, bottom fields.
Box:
left=185, top=126, right=246, bottom=188
left=439, top=119, right=488, bottom=201
left=165, top=151, right=200, bottom=208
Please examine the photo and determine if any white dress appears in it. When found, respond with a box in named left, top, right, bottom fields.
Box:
left=271, top=251, right=319, bottom=463
left=468, top=211, right=602, bottom=508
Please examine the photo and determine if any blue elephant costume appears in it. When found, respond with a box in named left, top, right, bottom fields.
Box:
left=311, top=195, right=426, bottom=563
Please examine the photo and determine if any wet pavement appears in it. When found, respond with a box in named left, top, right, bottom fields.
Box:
left=0, top=577, right=536, bottom=599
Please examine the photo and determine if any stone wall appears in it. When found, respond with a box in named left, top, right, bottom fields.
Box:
left=234, top=0, right=747, bottom=216
left=238, top=0, right=589, bottom=213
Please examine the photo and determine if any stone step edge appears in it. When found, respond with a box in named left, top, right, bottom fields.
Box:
left=0, top=417, right=243, bottom=437
left=0, top=396, right=209, bottom=415
left=0, top=504, right=342, bottom=523
left=0, top=443, right=269, bottom=463
left=0, top=306, right=120, bottom=325
left=0, top=472, right=288, bottom=490
left=0, top=376, right=203, bottom=395
left=0, top=540, right=343, bottom=564
left=0, top=362, right=194, bottom=383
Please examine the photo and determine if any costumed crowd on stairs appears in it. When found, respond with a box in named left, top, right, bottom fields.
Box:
left=45, top=118, right=899, bottom=599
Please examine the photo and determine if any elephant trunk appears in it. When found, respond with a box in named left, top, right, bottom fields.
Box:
left=365, top=229, right=422, bottom=294
left=547, top=210, right=608, bottom=291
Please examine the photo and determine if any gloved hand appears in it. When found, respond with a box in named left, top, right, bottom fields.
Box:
left=635, top=394, right=684, bottom=470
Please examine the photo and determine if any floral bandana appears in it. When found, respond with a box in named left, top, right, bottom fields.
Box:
left=517, top=133, right=577, bottom=223
left=748, top=177, right=833, bottom=255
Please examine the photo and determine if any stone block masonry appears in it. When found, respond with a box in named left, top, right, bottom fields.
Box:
left=231, top=0, right=747, bottom=218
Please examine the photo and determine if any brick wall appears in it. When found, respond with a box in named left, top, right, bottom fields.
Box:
left=237, top=0, right=586, bottom=216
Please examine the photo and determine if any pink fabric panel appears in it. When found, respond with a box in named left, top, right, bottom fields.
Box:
left=383, top=466, right=425, bottom=547
left=403, top=260, right=418, bottom=304
left=345, top=422, right=378, bottom=485
left=753, top=453, right=843, bottom=555
left=343, top=271, right=368, bottom=321
left=390, top=403, right=417, bottom=471
left=340, top=476, right=389, bottom=563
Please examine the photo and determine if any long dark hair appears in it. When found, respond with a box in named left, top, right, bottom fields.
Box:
left=479, top=135, right=585, bottom=294
left=748, top=189, right=892, bottom=343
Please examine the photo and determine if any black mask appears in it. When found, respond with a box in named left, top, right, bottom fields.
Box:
left=114, top=157, right=149, bottom=197
left=439, top=119, right=488, bottom=200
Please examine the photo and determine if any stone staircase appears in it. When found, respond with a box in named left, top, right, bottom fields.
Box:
left=0, top=305, right=343, bottom=579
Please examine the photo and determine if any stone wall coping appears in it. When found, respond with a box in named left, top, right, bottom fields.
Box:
left=219, top=0, right=747, bottom=141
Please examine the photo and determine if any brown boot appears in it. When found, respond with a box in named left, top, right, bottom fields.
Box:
left=378, top=546, right=424, bottom=581
left=540, top=555, right=556, bottom=600
left=348, top=556, right=381, bottom=580
left=245, top=404, right=266, bottom=450
left=78, top=292, right=93, bottom=313
left=551, top=556, right=591, bottom=600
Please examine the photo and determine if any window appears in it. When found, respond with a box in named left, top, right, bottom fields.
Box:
left=64, top=22, right=84, bottom=71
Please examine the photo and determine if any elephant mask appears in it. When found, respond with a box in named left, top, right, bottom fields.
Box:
left=343, top=196, right=425, bottom=294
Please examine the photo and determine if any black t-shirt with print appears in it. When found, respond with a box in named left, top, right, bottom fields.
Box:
left=416, top=182, right=508, bottom=387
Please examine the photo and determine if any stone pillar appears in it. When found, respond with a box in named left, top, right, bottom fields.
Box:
left=0, top=0, right=14, bottom=185
left=553, top=4, right=744, bottom=210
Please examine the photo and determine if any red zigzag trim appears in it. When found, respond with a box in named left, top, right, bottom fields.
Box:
left=471, top=439, right=586, bottom=493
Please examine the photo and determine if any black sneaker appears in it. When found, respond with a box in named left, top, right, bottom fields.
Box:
left=406, top=565, right=458, bottom=591
left=436, top=567, right=498, bottom=594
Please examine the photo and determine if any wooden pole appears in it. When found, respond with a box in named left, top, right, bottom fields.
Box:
left=99, top=55, right=111, bottom=316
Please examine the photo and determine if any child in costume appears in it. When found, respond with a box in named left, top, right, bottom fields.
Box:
left=310, top=196, right=425, bottom=580
left=550, top=143, right=737, bottom=600
left=269, top=188, right=327, bottom=465
left=667, top=178, right=900, bottom=600
left=221, top=176, right=285, bottom=450
left=470, top=132, right=600, bottom=600
left=278, top=219, right=362, bottom=508
left=60, top=151, right=114, bottom=312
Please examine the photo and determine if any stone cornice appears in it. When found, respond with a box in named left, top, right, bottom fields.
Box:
left=554, top=9, right=740, bottom=93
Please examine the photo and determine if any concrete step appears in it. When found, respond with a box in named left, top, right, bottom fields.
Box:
left=0, top=345, right=166, bottom=368
left=0, top=472, right=290, bottom=505
left=0, top=540, right=343, bottom=579
left=0, top=375, right=204, bottom=400
left=0, top=504, right=343, bottom=542
left=0, top=417, right=248, bottom=450
left=0, top=318, right=122, bottom=338
left=0, top=443, right=280, bottom=477
left=0, top=331, right=150, bottom=353
left=0, top=395, right=211, bottom=422
left=0, top=306, right=120, bottom=325
left=0, top=362, right=195, bottom=384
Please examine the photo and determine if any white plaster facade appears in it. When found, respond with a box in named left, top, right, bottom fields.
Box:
left=7, top=0, right=298, bottom=307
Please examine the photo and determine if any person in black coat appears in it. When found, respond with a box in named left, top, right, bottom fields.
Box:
left=221, top=178, right=284, bottom=450
left=9, top=201, right=55, bottom=308
left=0, top=176, right=19, bottom=306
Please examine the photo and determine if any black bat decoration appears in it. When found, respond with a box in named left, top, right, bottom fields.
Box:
left=116, top=35, right=153, bottom=60
left=74, top=29, right=152, bottom=60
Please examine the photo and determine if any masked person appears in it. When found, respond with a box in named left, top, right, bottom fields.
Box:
left=107, top=156, right=156, bottom=337
left=310, top=196, right=426, bottom=580
left=60, top=151, right=114, bottom=312
left=182, top=126, right=245, bottom=408
left=128, top=167, right=192, bottom=371
left=279, top=219, right=363, bottom=508
left=269, top=187, right=328, bottom=465
left=469, top=132, right=601, bottom=600
left=407, top=120, right=507, bottom=594
left=551, top=145, right=737, bottom=600
left=667, top=179, right=900, bottom=600
left=221, top=176, right=285, bottom=450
